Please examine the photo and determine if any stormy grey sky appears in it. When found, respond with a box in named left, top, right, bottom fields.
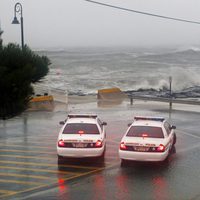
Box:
left=1, top=0, right=200, bottom=48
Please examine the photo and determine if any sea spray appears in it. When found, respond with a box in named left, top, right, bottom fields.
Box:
left=36, top=46, right=200, bottom=98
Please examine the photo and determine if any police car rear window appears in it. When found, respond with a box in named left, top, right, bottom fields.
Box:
left=63, top=123, right=100, bottom=134
left=126, top=126, right=164, bottom=138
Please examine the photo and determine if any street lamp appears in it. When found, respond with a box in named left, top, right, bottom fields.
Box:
left=12, top=2, right=24, bottom=49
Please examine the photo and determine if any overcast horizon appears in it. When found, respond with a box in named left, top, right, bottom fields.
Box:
left=1, top=0, right=200, bottom=49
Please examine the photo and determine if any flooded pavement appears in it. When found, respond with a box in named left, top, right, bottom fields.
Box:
left=0, top=97, right=200, bottom=200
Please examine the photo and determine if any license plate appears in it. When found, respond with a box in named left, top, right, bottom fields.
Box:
left=134, top=146, right=149, bottom=152
left=73, top=143, right=86, bottom=148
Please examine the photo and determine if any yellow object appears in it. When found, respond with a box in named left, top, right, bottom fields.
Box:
left=28, top=95, right=54, bottom=111
left=98, top=88, right=122, bottom=94
left=30, top=95, right=53, bottom=102
left=97, top=87, right=127, bottom=100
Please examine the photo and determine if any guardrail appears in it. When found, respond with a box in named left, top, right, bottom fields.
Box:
left=128, top=95, right=200, bottom=105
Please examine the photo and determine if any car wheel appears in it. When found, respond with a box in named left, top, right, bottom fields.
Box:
left=57, top=155, right=64, bottom=164
left=120, top=159, right=127, bottom=167
left=57, top=154, right=63, bottom=159
left=98, top=148, right=105, bottom=161
left=171, top=145, right=176, bottom=154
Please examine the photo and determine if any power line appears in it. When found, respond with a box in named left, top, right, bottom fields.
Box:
left=85, top=0, right=200, bottom=25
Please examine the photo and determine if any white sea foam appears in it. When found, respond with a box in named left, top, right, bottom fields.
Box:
left=36, top=47, right=200, bottom=97
left=169, top=67, right=200, bottom=91
left=174, top=45, right=200, bottom=53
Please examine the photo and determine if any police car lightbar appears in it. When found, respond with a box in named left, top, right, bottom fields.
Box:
left=68, top=114, right=97, bottom=119
left=134, top=116, right=165, bottom=122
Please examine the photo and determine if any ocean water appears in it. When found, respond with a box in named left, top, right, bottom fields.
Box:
left=36, top=46, right=200, bottom=99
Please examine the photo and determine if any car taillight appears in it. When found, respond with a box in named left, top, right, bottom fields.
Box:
left=95, top=140, right=103, bottom=148
left=78, top=130, right=84, bottom=135
left=58, top=140, right=65, bottom=147
left=142, top=133, right=148, bottom=137
left=157, top=144, right=165, bottom=152
left=120, top=142, right=127, bottom=150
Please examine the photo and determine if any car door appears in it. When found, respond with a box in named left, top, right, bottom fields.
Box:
left=97, top=118, right=106, bottom=143
left=164, top=121, right=173, bottom=149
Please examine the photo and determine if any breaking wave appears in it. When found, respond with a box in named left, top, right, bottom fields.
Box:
left=36, top=46, right=200, bottom=99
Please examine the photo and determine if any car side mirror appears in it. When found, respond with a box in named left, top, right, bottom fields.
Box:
left=59, top=121, right=65, bottom=125
left=171, top=125, right=176, bottom=129
left=102, top=122, right=107, bottom=126
left=128, top=123, right=132, bottom=127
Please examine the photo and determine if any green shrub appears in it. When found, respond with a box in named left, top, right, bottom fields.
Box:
left=0, top=43, right=50, bottom=119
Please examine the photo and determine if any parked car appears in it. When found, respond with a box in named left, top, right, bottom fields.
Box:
left=119, top=116, right=176, bottom=164
left=57, top=114, right=107, bottom=159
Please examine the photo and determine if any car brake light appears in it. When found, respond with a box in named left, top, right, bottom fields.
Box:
left=142, top=133, right=148, bottom=137
left=78, top=130, right=84, bottom=135
left=120, top=142, right=127, bottom=150
left=157, top=144, right=165, bottom=152
left=95, top=140, right=103, bottom=148
left=58, top=140, right=65, bottom=147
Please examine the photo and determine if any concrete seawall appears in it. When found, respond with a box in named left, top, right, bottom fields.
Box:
left=33, top=84, right=68, bottom=104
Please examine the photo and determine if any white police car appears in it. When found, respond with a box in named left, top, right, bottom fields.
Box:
left=57, top=114, right=107, bottom=159
left=119, top=116, right=176, bottom=163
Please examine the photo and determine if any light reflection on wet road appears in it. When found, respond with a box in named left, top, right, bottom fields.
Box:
left=0, top=99, right=200, bottom=200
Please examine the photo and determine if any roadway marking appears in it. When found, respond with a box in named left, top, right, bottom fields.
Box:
left=1, top=161, right=120, bottom=199
left=174, top=129, right=200, bottom=153
left=0, top=184, right=54, bottom=199
left=0, top=154, right=55, bottom=160
left=26, top=138, right=56, bottom=142
left=178, top=129, right=200, bottom=139
left=0, top=190, right=17, bottom=195
left=0, top=148, right=56, bottom=155
left=0, top=160, right=100, bottom=170
left=0, top=141, right=120, bottom=199
left=0, top=139, right=56, bottom=145
left=0, top=172, right=56, bottom=180
left=0, top=143, right=55, bottom=150
left=0, top=160, right=67, bottom=167
left=0, top=155, right=106, bottom=170
left=0, top=179, right=46, bottom=186
left=0, top=166, right=78, bottom=175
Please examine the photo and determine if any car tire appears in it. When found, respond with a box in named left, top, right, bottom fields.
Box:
left=171, top=145, right=176, bottom=154
left=57, top=154, right=63, bottom=159
left=98, top=147, right=105, bottom=161
left=57, top=155, right=64, bottom=164
left=120, top=159, right=127, bottom=167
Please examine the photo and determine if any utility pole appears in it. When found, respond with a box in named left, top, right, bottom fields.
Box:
left=169, top=76, right=172, bottom=109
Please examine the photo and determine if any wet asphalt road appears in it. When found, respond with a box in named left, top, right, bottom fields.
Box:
left=0, top=98, right=200, bottom=200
